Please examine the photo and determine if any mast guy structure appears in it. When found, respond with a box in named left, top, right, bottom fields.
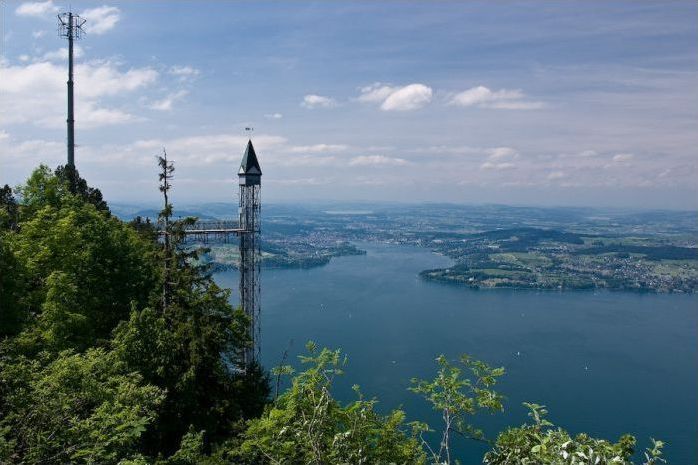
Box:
left=58, top=11, right=86, bottom=169
left=238, top=140, right=262, bottom=365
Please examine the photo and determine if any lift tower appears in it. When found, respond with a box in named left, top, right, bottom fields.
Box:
left=156, top=141, right=263, bottom=367
left=58, top=11, right=86, bottom=168
left=238, top=140, right=262, bottom=365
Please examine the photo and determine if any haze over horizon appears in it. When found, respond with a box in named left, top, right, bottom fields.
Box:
left=1, top=1, right=697, bottom=210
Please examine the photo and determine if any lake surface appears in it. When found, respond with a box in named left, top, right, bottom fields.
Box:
left=214, top=242, right=697, bottom=465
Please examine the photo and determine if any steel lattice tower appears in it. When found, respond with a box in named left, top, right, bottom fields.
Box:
left=238, top=140, right=262, bottom=365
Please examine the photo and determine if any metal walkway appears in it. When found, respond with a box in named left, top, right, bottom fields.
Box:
left=180, top=220, right=246, bottom=243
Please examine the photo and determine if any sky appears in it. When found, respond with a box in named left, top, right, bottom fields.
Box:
left=1, top=1, right=697, bottom=209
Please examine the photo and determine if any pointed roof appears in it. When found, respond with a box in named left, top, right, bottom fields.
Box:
left=238, top=140, right=262, bottom=175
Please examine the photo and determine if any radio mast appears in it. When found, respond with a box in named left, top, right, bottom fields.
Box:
left=58, top=11, right=86, bottom=169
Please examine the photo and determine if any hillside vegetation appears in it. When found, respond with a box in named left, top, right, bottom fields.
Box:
left=0, top=166, right=666, bottom=464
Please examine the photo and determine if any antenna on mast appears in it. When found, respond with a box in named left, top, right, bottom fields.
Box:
left=58, top=10, right=86, bottom=171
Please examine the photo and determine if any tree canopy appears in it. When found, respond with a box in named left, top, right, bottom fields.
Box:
left=0, top=166, right=268, bottom=463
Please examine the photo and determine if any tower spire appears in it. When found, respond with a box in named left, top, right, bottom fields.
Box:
left=239, top=139, right=262, bottom=177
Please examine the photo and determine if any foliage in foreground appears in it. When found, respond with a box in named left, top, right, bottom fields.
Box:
left=484, top=403, right=666, bottom=465
left=234, top=342, right=426, bottom=464
left=409, top=354, right=505, bottom=464
left=0, top=348, right=163, bottom=464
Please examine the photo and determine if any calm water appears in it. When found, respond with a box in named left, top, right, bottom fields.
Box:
left=214, top=242, right=697, bottom=464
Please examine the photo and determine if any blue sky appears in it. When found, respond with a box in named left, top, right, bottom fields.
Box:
left=1, top=1, right=696, bottom=209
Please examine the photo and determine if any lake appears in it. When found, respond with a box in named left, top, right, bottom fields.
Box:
left=214, top=242, right=697, bottom=464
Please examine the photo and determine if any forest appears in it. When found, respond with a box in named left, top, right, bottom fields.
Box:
left=0, top=165, right=667, bottom=464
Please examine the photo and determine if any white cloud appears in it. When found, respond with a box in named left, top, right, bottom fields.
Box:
left=557, top=149, right=600, bottom=159
left=420, top=145, right=483, bottom=155
left=278, top=155, right=338, bottom=167
left=301, top=94, right=336, bottom=109
left=450, top=86, right=510, bottom=106
left=125, top=134, right=288, bottom=166
left=349, top=155, right=409, bottom=166
left=578, top=150, right=598, bottom=158
left=357, top=83, right=398, bottom=103
left=169, top=65, right=200, bottom=81
left=359, top=83, right=433, bottom=111
left=547, top=171, right=566, bottom=180
left=81, top=6, right=121, bottom=35
left=449, top=85, right=543, bottom=110
left=289, top=144, right=347, bottom=153
left=488, top=101, right=544, bottom=110
left=147, top=90, right=189, bottom=111
left=267, top=177, right=332, bottom=186
left=382, top=84, right=432, bottom=111
left=0, top=60, right=158, bottom=128
left=0, top=133, right=64, bottom=168
left=264, top=113, right=283, bottom=119
left=79, top=101, right=139, bottom=127
left=612, top=153, right=634, bottom=162
left=78, top=63, right=158, bottom=98
left=32, top=30, right=47, bottom=39
left=15, top=1, right=58, bottom=17
left=41, top=45, right=84, bottom=62
left=480, top=161, right=516, bottom=170
left=487, top=147, right=518, bottom=160
left=479, top=147, right=519, bottom=170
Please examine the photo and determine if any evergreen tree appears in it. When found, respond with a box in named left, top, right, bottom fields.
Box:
left=0, top=236, right=26, bottom=337
left=0, top=185, right=19, bottom=231
left=54, top=164, right=109, bottom=213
